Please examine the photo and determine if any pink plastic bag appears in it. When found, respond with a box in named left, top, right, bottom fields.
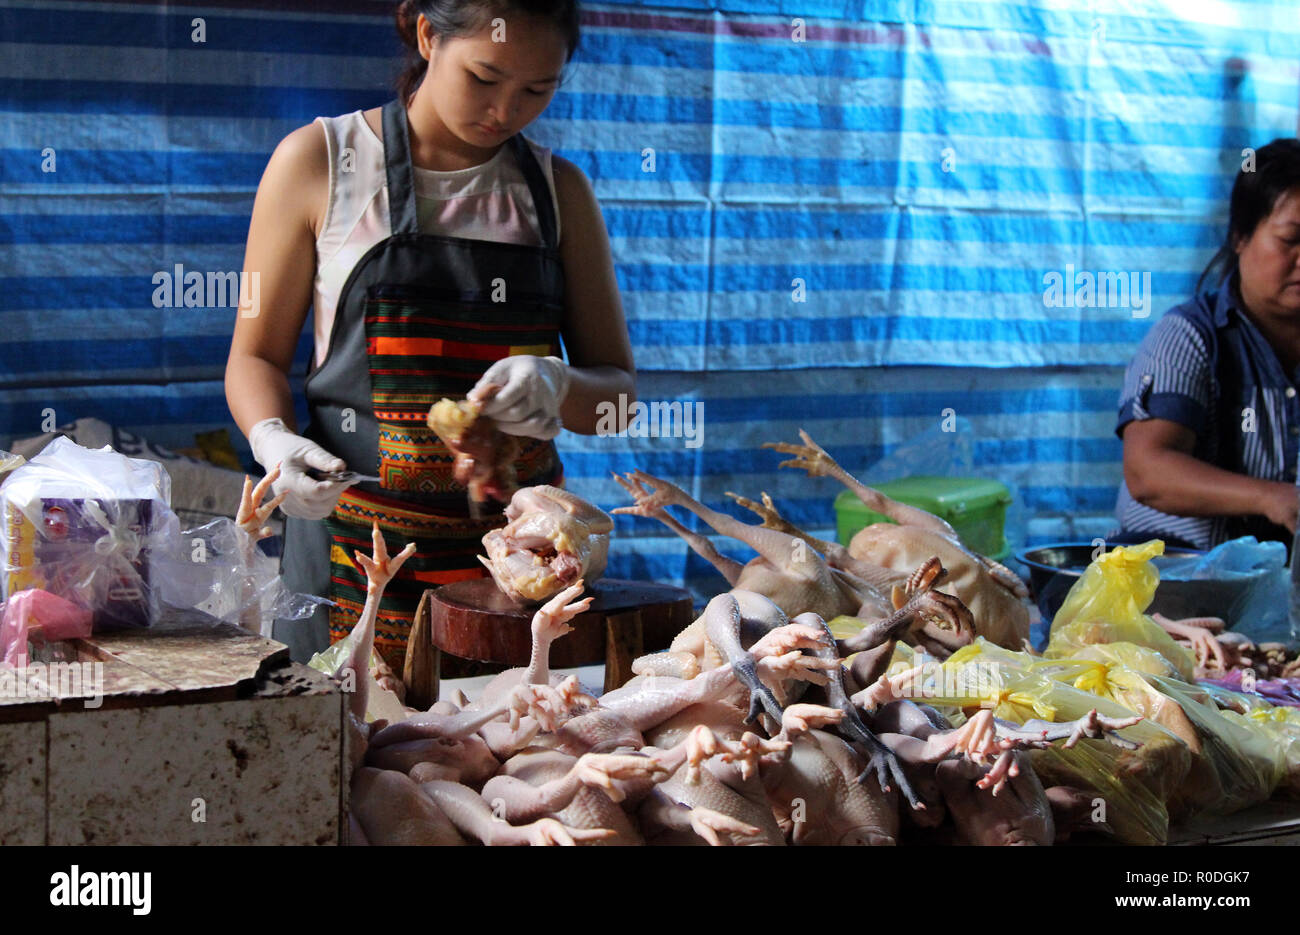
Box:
left=0, top=588, right=93, bottom=666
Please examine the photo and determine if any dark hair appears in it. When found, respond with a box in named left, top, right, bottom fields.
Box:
left=1197, top=137, right=1300, bottom=296
left=394, top=0, right=581, bottom=106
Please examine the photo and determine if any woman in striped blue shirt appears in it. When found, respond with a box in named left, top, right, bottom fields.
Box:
left=1116, top=138, right=1300, bottom=552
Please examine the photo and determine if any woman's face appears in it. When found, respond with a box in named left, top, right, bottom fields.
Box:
left=418, top=14, right=567, bottom=153
left=1236, top=186, right=1300, bottom=320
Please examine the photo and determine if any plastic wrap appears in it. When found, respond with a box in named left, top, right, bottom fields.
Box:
left=1222, top=706, right=1300, bottom=798
left=1031, top=657, right=1222, bottom=819
left=1195, top=683, right=1300, bottom=799
left=0, top=451, right=24, bottom=484
left=153, top=517, right=330, bottom=637
left=1067, top=640, right=1183, bottom=679
left=1046, top=540, right=1197, bottom=681
left=0, top=438, right=177, bottom=630
left=1031, top=650, right=1281, bottom=818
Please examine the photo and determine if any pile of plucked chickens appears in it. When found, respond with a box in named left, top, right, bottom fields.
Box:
left=235, top=428, right=1300, bottom=845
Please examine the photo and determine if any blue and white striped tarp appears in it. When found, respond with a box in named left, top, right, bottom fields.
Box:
left=2, top=0, right=1298, bottom=606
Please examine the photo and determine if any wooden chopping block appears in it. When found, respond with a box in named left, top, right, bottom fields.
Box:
left=414, top=578, right=694, bottom=700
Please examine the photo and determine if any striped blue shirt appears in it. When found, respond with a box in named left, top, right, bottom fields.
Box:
left=1114, top=272, right=1299, bottom=550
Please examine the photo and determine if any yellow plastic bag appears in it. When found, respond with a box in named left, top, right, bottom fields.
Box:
left=1030, top=657, right=1228, bottom=820
left=899, top=641, right=1191, bottom=845
left=1070, top=641, right=1183, bottom=679
left=1046, top=541, right=1196, bottom=681
left=1226, top=706, right=1300, bottom=798
left=1142, top=674, right=1284, bottom=815
left=827, top=614, right=869, bottom=643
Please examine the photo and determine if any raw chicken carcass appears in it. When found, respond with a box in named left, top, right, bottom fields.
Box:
left=763, top=431, right=1032, bottom=649
left=427, top=393, right=519, bottom=508
left=480, top=486, right=614, bottom=603
left=613, top=469, right=974, bottom=657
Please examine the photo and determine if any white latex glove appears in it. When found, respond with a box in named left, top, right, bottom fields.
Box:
left=248, top=417, right=351, bottom=520
left=468, top=355, right=570, bottom=440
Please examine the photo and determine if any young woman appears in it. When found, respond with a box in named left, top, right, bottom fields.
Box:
left=226, top=0, right=634, bottom=667
left=1115, top=138, right=1300, bottom=551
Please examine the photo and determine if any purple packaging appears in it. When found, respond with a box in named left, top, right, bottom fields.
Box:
left=5, top=497, right=156, bottom=631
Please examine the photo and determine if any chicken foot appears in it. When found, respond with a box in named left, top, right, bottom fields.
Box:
left=995, top=709, right=1145, bottom=753
left=702, top=591, right=787, bottom=724
left=614, top=469, right=858, bottom=620
left=1152, top=612, right=1228, bottom=671
left=638, top=789, right=763, bottom=845
left=526, top=581, right=594, bottom=685
left=616, top=483, right=744, bottom=585
left=368, top=677, right=594, bottom=749
left=837, top=557, right=974, bottom=655
left=481, top=751, right=670, bottom=823
left=234, top=465, right=287, bottom=635
left=726, top=489, right=897, bottom=602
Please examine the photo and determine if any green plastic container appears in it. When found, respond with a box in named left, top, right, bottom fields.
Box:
left=833, top=475, right=1012, bottom=560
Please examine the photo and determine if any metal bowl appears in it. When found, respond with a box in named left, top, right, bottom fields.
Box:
left=1015, top=542, right=1266, bottom=628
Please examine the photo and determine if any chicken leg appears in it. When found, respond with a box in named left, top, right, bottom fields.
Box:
left=233, top=465, right=287, bottom=636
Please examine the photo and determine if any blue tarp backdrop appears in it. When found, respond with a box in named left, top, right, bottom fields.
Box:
left=1, top=0, right=1298, bottom=602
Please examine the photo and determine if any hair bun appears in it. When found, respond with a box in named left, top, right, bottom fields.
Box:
left=395, top=0, right=420, bottom=50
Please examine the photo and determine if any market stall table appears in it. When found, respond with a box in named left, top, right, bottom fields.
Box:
left=0, top=607, right=343, bottom=845
left=1170, top=800, right=1300, bottom=845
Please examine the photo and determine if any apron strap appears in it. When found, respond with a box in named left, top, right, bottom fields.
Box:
left=382, top=98, right=420, bottom=235
left=508, top=133, right=560, bottom=250
left=383, top=98, right=559, bottom=248
left=379, top=98, right=559, bottom=247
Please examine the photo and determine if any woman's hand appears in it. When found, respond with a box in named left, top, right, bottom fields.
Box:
left=1262, top=481, right=1299, bottom=533
left=248, top=418, right=352, bottom=520
left=469, top=355, right=569, bottom=439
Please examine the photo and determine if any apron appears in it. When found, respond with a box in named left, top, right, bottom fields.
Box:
left=276, top=99, right=565, bottom=669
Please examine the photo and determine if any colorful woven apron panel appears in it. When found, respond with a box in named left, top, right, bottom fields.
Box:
left=324, top=284, right=562, bottom=670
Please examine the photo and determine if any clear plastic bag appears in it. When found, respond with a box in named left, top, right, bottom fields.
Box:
left=1, top=437, right=325, bottom=639
left=860, top=416, right=1030, bottom=554
left=1046, top=540, right=1197, bottom=681
left=1155, top=537, right=1291, bottom=645
left=0, top=588, right=93, bottom=665
left=0, top=437, right=177, bottom=630
left=0, top=450, right=25, bottom=483
left=153, top=517, right=330, bottom=637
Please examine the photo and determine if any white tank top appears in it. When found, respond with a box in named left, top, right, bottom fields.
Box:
left=310, top=110, right=562, bottom=368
